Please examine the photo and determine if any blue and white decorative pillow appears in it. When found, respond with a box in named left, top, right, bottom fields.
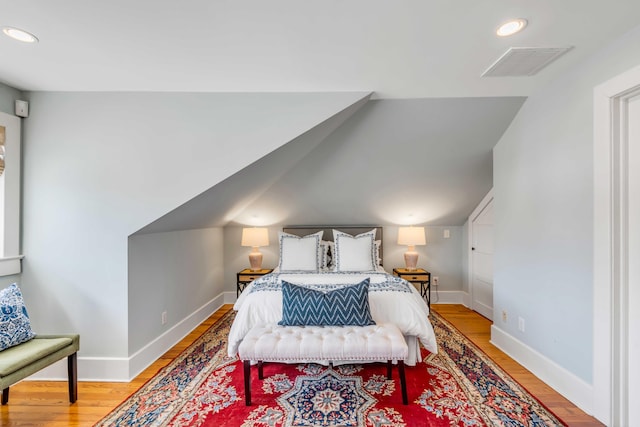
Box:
left=279, top=279, right=376, bottom=326
left=332, top=229, right=378, bottom=272
left=278, top=231, right=323, bottom=272
left=0, top=283, right=36, bottom=351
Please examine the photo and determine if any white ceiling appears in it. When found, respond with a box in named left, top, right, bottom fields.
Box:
left=2, top=1, right=639, bottom=98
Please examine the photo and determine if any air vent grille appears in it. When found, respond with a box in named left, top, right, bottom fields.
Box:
left=482, top=47, right=573, bottom=77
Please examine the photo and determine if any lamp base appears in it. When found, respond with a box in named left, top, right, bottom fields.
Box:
left=249, top=248, right=263, bottom=271
left=404, top=250, right=419, bottom=271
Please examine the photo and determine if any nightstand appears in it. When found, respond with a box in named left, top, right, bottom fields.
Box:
left=236, top=268, right=273, bottom=298
left=393, top=268, right=431, bottom=308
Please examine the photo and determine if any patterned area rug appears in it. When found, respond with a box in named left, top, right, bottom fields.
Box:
left=96, top=311, right=565, bottom=426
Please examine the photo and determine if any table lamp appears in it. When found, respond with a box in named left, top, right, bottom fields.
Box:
left=241, top=228, right=269, bottom=271
left=397, top=226, right=426, bottom=270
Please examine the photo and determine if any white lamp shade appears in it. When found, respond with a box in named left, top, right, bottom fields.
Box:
left=241, top=227, right=269, bottom=247
left=397, top=226, right=426, bottom=246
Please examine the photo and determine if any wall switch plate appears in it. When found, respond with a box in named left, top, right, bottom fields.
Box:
left=518, top=316, right=525, bottom=332
left=162, top=311, right=168, bottom=325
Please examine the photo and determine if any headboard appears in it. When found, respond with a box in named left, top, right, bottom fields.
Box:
left=282, top=225, right=383, bottom=261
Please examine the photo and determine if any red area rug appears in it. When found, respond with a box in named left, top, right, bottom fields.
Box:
left=96, top=311, right=565, bottom=426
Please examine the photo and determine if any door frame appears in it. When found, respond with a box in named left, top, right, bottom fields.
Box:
left=467, top=189, right=494, bottom=317
left=593, top=63, right=640, bottom=426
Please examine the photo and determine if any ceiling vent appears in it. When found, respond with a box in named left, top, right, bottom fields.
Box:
left=482, top=47, right=573, bottom=77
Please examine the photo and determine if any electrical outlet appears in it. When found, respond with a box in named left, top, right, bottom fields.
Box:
left=432, top=276, right=439, bottom=286
left=502, top=310, right=507, bottom=323
left=162, top=311, right=168, bottom=325
left=518, top=317, right=525, bottom=332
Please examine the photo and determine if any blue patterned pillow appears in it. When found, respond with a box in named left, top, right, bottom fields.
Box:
left=279, top=279, right=376, bottom=326
left=0, top=283, right=36, bottom=351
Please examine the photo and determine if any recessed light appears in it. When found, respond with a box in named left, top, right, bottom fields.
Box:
left=496, top=19, right=528, bottom=37
left=2, top=26, right=39, bottom=43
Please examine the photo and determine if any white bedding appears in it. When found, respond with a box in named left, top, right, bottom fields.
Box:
left=228, top=268, right=438, bottom=365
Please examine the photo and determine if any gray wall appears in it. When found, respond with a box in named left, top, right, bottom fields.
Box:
left=0, top=82, right=22, bottom=115
left=20, top=91, right=364, bottom=365
left=224, top=225, right=464, bottom=295
left=493, top=24, right=640, bottom=383
left=0, top=274, right=21, bottom=288
left=128, top=227, right=224, bottom=354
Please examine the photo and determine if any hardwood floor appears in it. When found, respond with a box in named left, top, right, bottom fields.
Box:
left=0, top=305, right=234, bottom=427
left=431, top=305, right=603, bottom=427
left=0, top=304, right=602, bottom=426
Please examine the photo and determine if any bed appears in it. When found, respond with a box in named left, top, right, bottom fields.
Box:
left=227, top=226, right=437, bottom=366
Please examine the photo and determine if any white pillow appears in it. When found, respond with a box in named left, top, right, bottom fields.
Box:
left=278, top=231, right=323, bottom=271
left=333, top=229, right=377, bottom=272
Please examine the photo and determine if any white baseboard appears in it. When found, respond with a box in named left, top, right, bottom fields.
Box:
left=431, top=290, right=468, bottom=305
left=127, top=293, right=226, bottom=380
left=490, top=325, right=593, bottom=415
left=27, top=293, right=227, bottom=382
left=461, top=291, right=471, bottom=307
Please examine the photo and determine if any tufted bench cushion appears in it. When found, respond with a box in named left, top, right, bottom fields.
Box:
left=238, top=323, right=408, bottom=405
left=239, top=323, right=408, bottom=362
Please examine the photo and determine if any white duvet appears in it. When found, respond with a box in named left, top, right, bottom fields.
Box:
left=228, top=269, right=438, bottom=365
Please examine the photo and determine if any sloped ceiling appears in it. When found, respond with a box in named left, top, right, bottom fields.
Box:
left=138, top=96, right=525, bottom=232
left=241, top=97, right=526, bottom=226
left=136, top=93, right=372, bottom=234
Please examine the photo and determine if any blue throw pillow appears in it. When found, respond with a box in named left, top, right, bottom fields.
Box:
left=279, top=279, right=376, bottom=326
left=0, top=283, right=36, bottom=351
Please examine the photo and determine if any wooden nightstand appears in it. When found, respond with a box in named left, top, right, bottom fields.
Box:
left=393, top=268, right=431, bottom=308
left=236, top=268, right=273, bottom=298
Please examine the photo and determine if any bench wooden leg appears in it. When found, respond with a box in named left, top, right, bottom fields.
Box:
left=2, top=387, right=8, bottom=405
left=258, top=361, right=264, bottom=380
left=386, top=360, right=392, bottom=380
left=243, top=360, right=251, bottom=406
left=398, top=360, right=408, bottom=405
left=68, top=352, right=78, bottom=403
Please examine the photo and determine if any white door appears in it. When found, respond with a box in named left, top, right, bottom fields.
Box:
left=593, top=64, right=640, bottom=425
left=470, top=195, right=494, bottom=320
left=627, top=92, right=640, bottom=423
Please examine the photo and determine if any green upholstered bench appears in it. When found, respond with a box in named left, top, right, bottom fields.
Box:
left=0, top=334, right=79, bottom=405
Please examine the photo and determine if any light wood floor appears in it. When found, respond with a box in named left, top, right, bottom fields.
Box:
left=431, top=305, right=602, bottom=427
left=0, top=304, right=602, bottom=426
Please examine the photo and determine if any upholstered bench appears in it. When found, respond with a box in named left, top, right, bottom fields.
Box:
left=238, top=323, right=408, bottom=406
left=0, top=334, right=79, bottom=405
